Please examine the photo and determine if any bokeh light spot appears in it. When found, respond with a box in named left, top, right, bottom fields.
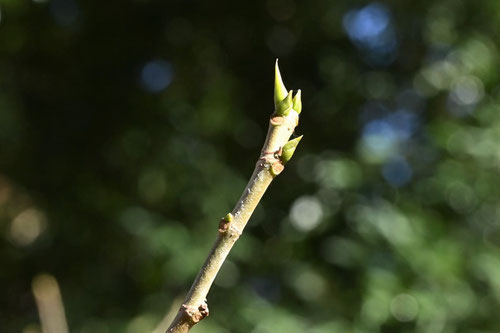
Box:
left=447, top=182, right=478, bottom=214
left=382, top=156, right=413, bottom=187
left=343, top=4, right=389, bottom=42
left=360, top=110, right=419, bottom=163
left=450, top=75, right=484, bottom=106
left=361, top=295, right=390, bottom=325
left=315, top=158, right=362, bottom=189
left=342, top=3, right=397, bottom=65
left=140, top=60, right=173, bottom=93
left=291, top=269, right=327, bottom=301
left=290, top=196, right=323, bottom=232
left=360, top=119, right=399, bottom=162
left=390, top=293, right=419, bottom=322
left=119, top=206, right=154, bottom=236
left=9, top=208, right=47, bottom=246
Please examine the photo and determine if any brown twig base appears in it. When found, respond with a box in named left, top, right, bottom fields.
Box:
left=167, top=301, right=209, bottom=333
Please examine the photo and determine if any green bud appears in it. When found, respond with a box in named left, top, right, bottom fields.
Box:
left=292, top=89, right=302, bottom=114
left=224, top=213, right=234, bottom=222
left=274, top=59, right=288, bottom=108
left=280, top=135, right=303, bottom=164
left=275, top=90, right=293, bottom=116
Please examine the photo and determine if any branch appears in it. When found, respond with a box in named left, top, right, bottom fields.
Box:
left=167, top=60, right=303, bottom=333
left=32, top=273, right=69, bottom=333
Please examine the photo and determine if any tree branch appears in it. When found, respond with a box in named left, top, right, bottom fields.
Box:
left=167, top=60, right=303, bottom=333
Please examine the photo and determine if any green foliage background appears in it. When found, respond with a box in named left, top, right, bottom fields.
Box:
left=1, top=0, right=500, bottom=332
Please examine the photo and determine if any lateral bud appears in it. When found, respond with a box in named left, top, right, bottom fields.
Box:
left=218, top=213, right=234, bottom=233
left=275, top=90, right=293, bottom=116
left=292, top=89, right=302, bottom=114
left=280, top=135, right=303, bottom=165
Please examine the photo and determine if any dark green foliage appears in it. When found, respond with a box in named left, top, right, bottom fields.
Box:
left=0, top=0, right=499, bottom=332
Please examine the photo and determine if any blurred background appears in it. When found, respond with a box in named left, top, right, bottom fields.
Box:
left=1, top=0, right=499, bottom=332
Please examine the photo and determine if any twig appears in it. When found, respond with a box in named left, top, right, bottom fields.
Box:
left=32, top=273, right=69, bottom=333
left=167, top=60, right=303, bottom=333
